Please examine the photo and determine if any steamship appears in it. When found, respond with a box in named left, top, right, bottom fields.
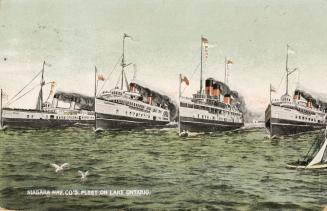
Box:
left=1, top=61, right=95, bottom=129
left=265, top=45, right=327, bottom=137
left=95, top=34, right=170, bottom=131
left=178, top=37, right=244, bottom=135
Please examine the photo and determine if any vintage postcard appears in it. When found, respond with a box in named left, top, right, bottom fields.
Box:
left=0, top=0, right=326, bottom=210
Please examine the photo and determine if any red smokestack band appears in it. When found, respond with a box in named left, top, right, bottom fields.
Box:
left=224, top=95, right=231, bottom=104
left=130, top=83, right=136, bottom=93
left=147, top=96, right=152, bottom=105
left=205, top=79, right=214, bottom=96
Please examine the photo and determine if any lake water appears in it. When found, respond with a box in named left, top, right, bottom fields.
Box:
left=0, top=127, right=326, bottom=210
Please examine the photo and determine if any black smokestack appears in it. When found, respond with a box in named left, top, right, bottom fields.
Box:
left=130, top=82, right=177, bottom=121
left=295, top=88, right=327, bottom=110
left=53, top=91, right=94, bottom=111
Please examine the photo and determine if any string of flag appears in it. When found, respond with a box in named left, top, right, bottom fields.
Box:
left=202, top=37, right=208, bottom=60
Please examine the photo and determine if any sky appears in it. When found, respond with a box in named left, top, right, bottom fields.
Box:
left=1, top=0, right=327, bottom=112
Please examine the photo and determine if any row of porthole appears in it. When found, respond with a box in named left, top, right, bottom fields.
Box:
left=115, top=99, right=165, bottom=114
left=182, top=103, right=241, bottom=117
left=194, top=114, right=242, bottom=122
left=122, top=110, right=164, bottom=121
left=125, top=110, right=150, bottom=119
left=26, top=115, right=93, bottom=120
left=295, top=115, right=319, bottom=123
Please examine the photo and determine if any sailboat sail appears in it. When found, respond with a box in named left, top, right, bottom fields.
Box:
left=307, top=137, right=327, bottom=167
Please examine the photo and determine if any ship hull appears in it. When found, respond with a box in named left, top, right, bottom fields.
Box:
left=266, top=117, right=325, bottom=136
left=265, top=104, right=326, bottom=137
left=95, top=98, right=170, bottom=131
left=3, top=118, right=94, bottom=129
left=179, top=116, right=243, bottom=133
left=2, top=109, right=95, bottom=129
left=96, top=113, right=169, bottom=131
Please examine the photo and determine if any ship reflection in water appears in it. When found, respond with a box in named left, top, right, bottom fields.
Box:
left=0, top=127, right=326, bottom=210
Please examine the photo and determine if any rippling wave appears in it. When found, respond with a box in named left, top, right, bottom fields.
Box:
left=0, top=128, right=326, bottom=210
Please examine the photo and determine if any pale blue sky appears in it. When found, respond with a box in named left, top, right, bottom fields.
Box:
left=1, top=0, right=327, bottom=111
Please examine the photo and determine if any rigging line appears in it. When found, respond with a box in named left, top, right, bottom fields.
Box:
left=304, top=138, right=318, bottom=159
left=6, top=82, right=53, bottom=107
left=115, top=73, right=121, bottom=88
left=6, top=84, right=41, bottom=106
left=304, top=133, right=324, bottom=159
left=5, top=70, right=42, bottom=106
left=277, top=71, right=286, bottom=92
left=181, top=62, right=201, bottom=95
left=97, top=54, right=123, bottom=95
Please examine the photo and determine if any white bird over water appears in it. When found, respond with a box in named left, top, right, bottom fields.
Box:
left=78, top=170, right=89, bottom=182
left=51, top=163, right=69, bottom=173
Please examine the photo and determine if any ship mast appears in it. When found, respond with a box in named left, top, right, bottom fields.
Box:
left=224, top=57, right=227, bottom=84
left=36, top=61, right=45, bottom=111
left=285, top=44, right=297, bottom=95
left=200, top=36, right=203, bottom=94
left=285, top=45, right=289, bottom=95
left=121, top=35, right=126, bottom=90
left=94, top=66, right=97, bottom=98
left=41, top=61, right=45, bottom=106
left=94, top=66, right=97, bottom=129
left=120, top=34, right=132, bottom=91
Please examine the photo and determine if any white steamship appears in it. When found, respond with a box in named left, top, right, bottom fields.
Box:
left=265, top=45, right=327, bottom=137
left=178, top=37, right=244, bottom=135
left=95, top=34, right=170, bottom=131
left=0, top=61, right=95, bottom=129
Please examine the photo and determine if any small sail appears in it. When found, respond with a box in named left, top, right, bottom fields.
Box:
left=308, top=138, right=327, bottom=167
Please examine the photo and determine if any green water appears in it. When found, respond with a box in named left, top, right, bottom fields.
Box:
left=0, top=128, right=326, bottom=210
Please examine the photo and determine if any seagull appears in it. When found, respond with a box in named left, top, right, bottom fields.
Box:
left=78, top=170, right=89, bottom=182
left=51, top=163, right=69, bottom=173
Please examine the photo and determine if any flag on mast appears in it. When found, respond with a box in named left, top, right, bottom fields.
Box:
left=180, top=75, right=189, bottom=86
left=46, top=81, right=56, bottom=102
left=287, top=45, right=296, bottom=54
left=44, top=61, right=52, bottom=67
left=226, top=59, right=234, bottom=71
left=270, top=84, right=276, bottom=92
left=97, top=74, right=105, bottom=81
left=124, top=33, right=133, bottom=40
left=50, top=81, right=56, bottom=90
left=202, top=37, right=209, bottom=59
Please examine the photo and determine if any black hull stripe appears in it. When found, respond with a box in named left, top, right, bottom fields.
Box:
left=96, top=113, right=169, bottom=131
left=271, top=122, right=323, bottom=127
left=96, top=113, right=169, bottom=123
left=3, top=118, right=94, bottom=128
left=180, top=116, right=243, bottom=126
left=265, top=117, right=325, bottom=136
left=268, top=117, right=325, bottom=127
left=182, top=120, right=231, bottom=127
left=180, top=117, right=243, bottom=133
left=97, top=117, right=147, bottom=124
